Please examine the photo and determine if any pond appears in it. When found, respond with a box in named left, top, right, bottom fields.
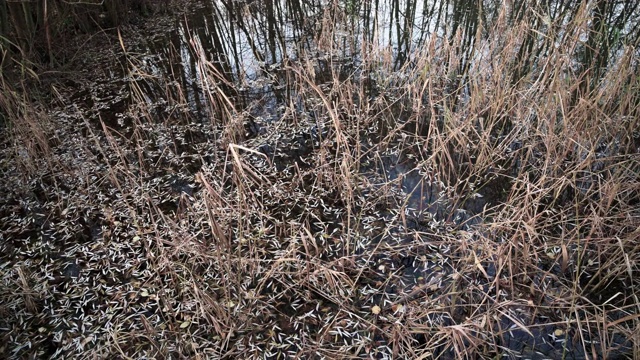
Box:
left=1, top=0, right=639, bottom=359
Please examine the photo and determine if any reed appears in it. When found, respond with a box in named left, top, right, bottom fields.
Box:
left=1, top=0, right=638, bottom=358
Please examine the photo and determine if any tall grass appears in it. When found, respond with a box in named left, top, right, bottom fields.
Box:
left=1, top=0, right=638, bottom=359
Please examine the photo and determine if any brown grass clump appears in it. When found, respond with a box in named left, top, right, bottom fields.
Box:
left=1, top=1, right=638, bottom=359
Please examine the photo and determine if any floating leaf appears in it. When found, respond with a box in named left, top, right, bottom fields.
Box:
left=81, top=336, right=94, bottom=347
left=180, top=321, right=191, bottom=328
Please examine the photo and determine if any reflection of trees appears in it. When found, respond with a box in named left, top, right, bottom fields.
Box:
left=580, top=0, right=638, bottom=91
left=3, top=0, right=638, bottom=96
left=187, top=0, right=640, bottom=119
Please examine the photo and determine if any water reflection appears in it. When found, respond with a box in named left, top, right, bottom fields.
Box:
left=129, top=0, right=639, bottom=124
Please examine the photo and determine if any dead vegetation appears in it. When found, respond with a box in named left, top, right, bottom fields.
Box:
left=1, top=1, right=639, bottom=359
